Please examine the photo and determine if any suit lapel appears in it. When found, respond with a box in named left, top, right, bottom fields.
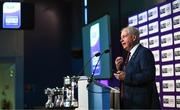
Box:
left=128, top=44, right=142, bottom=64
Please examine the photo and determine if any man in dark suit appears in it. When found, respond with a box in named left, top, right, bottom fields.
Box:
left=114, top=26, right=160, bottom=109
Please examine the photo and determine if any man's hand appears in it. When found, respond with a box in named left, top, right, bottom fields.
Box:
left=115, top=56, right=124, bottom=71
left=114, top=71, right=125, bottom=81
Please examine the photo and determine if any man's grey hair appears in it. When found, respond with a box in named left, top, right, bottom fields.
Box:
left=121, top=26, right=140, bottom=43
left=121, top=26, right=140, bottom=37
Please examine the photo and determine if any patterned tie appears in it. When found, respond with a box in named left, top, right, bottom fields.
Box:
left=121, top=52, right=131, bottom=98
left=124, top=52, right=131, bottom=69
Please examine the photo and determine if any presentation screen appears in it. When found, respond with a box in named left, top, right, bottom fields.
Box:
left=3, top=2, right=21, bottom=29
left=0, top=2, right=34, bottom=29
left=82, top=15, right=112, bottom=79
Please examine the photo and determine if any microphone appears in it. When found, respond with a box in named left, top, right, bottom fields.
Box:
left=78, top=51, right=101, bottom=76
left=104, top=49, right=110, bottom=54
left=88, top=49, right=110, bottom=83
left=94, top=52, right=101, bottom=57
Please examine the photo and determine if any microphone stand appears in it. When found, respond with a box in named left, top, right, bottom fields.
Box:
left=88, top=49, right=110, bottom=83
left=88, top=54, right=103, bottom=83
left=78, top=52, right=101, bottom=76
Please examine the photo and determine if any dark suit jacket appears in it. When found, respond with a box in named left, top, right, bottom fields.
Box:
left=123, top=44, right=160, bottom=109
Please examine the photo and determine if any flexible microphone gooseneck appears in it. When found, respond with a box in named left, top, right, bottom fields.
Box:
left=88, top=49, right=110, bottom=83
left=78, top=52, right=101, bottom=76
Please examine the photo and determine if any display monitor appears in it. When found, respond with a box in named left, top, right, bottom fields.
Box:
left=0, top=2, right=34, bottom=29
left=82, top=14, right=112, bottom=79
left=3, top=2, right=21, bottom=29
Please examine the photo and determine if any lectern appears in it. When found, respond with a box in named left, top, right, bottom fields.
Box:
left=76, top=76, right=120, bottom=110
left=88, top=80, right=111, bottom=109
